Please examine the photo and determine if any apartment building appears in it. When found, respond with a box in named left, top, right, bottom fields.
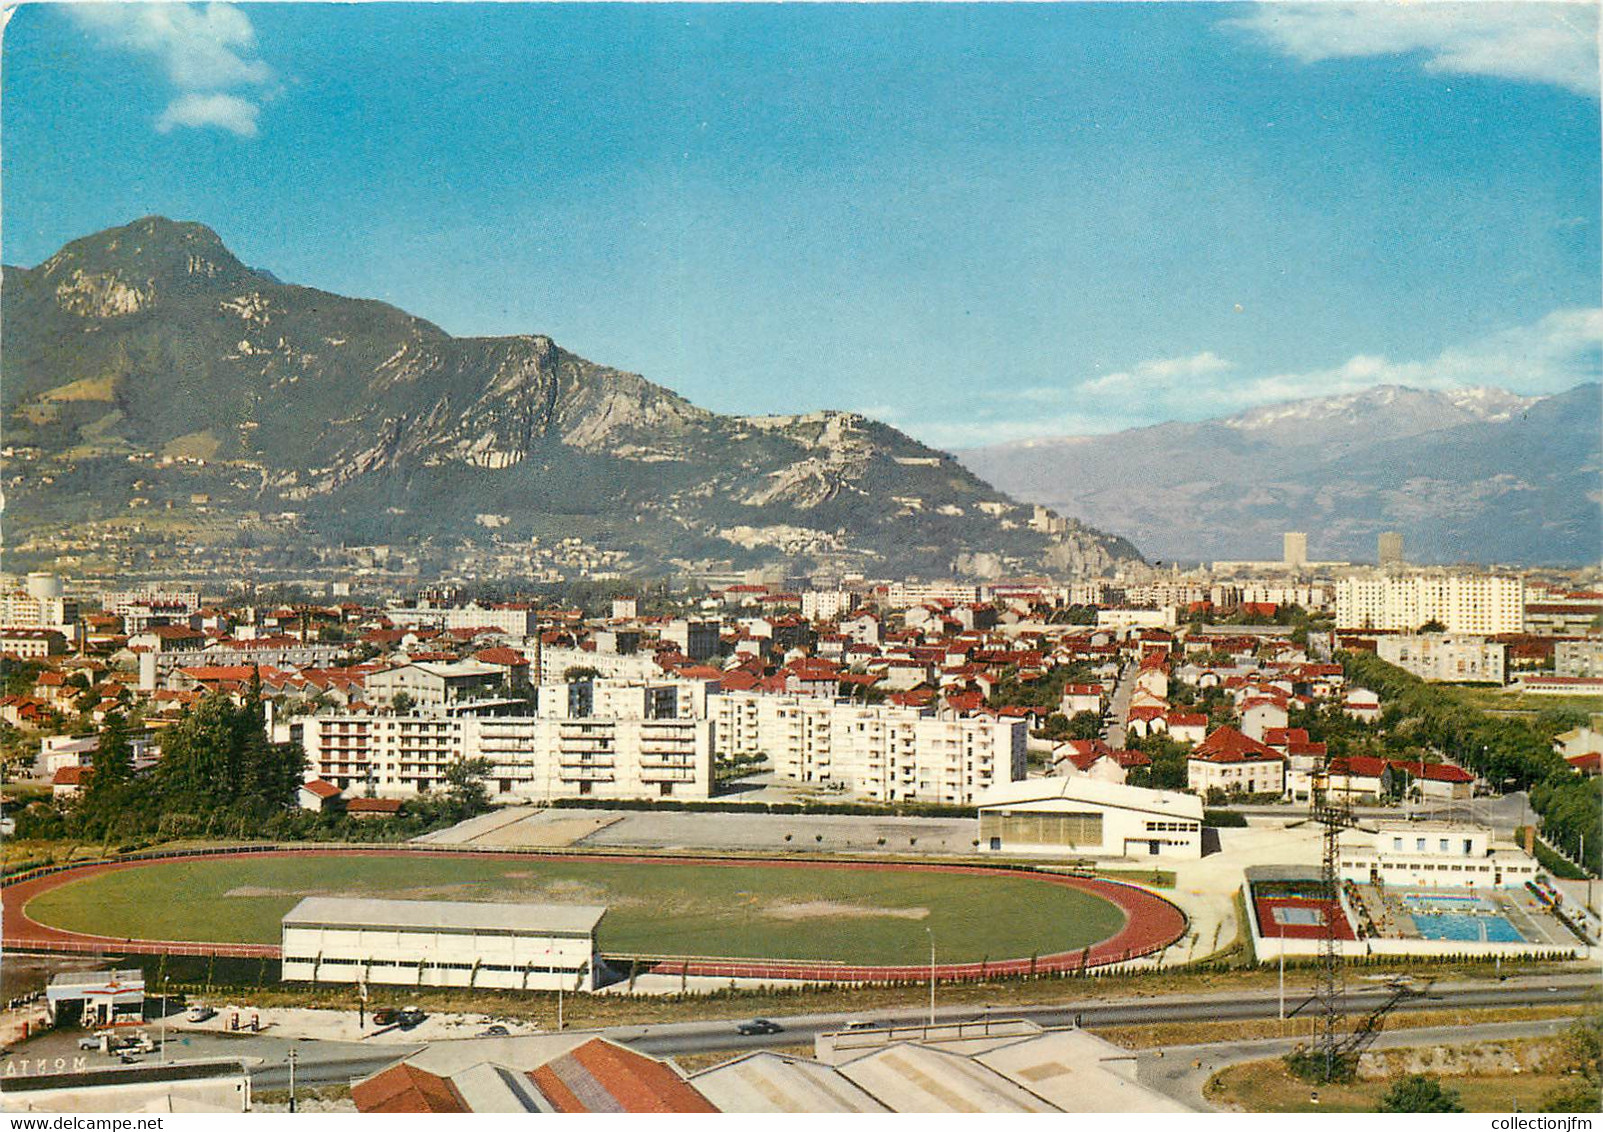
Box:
left=708, top=692, right=1025, bottom=804
left=299, top=711, right=712, bottom=802
left=1334, top=574, right=1524, bottom=634
left=1375, top=634, right=1506, bottom=684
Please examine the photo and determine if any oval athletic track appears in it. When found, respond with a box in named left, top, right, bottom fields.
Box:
left=1, top=847, right=1188, bottom=983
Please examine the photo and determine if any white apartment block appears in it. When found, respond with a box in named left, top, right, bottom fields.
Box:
left=709, top=692, right=1025, bottom=804
left=300, top=711, right=712, bottom=802
left=381, top=603, right=539, bottom=636
left=1334, top=574, right=1524, bottom=634
left=1375, top=634, right=1506, bottom=684
left=1555, top=638, right=1603, bottom=678
left=540, top=645, right=665, bottom=684
left=883, top=581, right=981, bottom=610
left=0, top=590, right=80, bottom=633
left=801, top=590, right=856, bottom=622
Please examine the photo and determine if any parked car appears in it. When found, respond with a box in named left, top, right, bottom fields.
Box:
left=395, top=1008, right=427, bottom=1028
left=78, top=1036, right=104, bottom=1051
left=736, top=1019, right=783, bottom=1036
left=478, top=1024, right=510, bottom=1037
left=839, top=1019, right=878, bottom=1032
left=372, top=1008, right=399, bottom=1026
left=186, top=1006, right=217, bottom=1023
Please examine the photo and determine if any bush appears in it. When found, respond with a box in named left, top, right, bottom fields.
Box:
left=1203, top=809, right=1247, bottom=828
left=1378, top=1074, right=1463, bottom=1113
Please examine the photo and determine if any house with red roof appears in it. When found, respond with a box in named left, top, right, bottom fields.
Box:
left=1188, top=726, right=1285, bottom=797
left=353, top=1037, right=716, bottom=1114
left=297, top=778, right=345, bottom=812
left=1163, top=711, right=1208, bottom=745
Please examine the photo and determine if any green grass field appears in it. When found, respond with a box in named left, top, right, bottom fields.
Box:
left=24, top=854, right=1128, bottom=964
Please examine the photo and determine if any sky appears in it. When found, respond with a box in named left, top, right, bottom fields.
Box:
left=3, top=1, right=1599, bottom=449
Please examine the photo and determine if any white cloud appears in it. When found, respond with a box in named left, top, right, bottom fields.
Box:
left=1226, top=2, right=1600, bottom=97
left=1078, top=351, right=1234, bottom=393
left=70, top=3, right=276, bottom=136
left=909, top=306, right=1601, bottom=448
left=156, top=92, right=260, bottom=138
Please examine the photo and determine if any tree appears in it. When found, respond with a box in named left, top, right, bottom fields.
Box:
left=444, top=756, right=494, bottom=817
left=1418, top=619, right=1446, bottom=633
left=1067, top=711, right=1103, bottom=740
left=391, top=692, right=416, bottom=713
left=563, top=666, right=601, bottom=683
left=1379, top=1075, right=1463, bottom=1113
left=1541, top=1018, right=1602, bottom=1113
left=88, top=712, right=134, bottom=794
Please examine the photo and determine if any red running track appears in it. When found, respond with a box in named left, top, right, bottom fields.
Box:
left=2, top=848, right=1188, bottom=982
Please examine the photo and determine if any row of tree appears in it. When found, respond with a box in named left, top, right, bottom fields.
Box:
left=1340, top=651, right=1600, bottom=874
left=14, top=678, right=492, bottom=847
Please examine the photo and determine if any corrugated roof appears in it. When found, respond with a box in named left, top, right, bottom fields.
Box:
left=691, top=1052, right=889, bottom=1113
left=836, top=1044, right=1057, bottom=1112
left=282, top=896, right=606, bottom=935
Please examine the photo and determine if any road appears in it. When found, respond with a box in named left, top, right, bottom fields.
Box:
left=1104, top=661, right=1137, bottom=750
left=11, top=974, right=1590, bottom=1095
left=605, top=972, right=1597, bottom=1060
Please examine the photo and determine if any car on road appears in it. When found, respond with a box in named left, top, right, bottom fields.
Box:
left=478, top=1024, right=510, bottom=1037
left=186, top=1006, right=217, bottom=1023
left=736, top=1019, right=783, bottom=1036
left=840, top=1019, right=878, bottom=1032
left=78, top=1036, right=104, bottom=1051
left=395, top=1008, right=428, bottom=1028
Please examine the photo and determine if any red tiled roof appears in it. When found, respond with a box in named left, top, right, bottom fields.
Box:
left=352, top=1063, right=467, bottom=1114
left=528, top=1039, right=717, bottom=1114
left=52, top=765, right=91, bottom=786
left=473, top=647, right=530, bottom=667
left=346, top=797, right=403, bottom=814
left=1192, top=726, right=1283, bottom=764
left=300, top=779, right=342, bottom=799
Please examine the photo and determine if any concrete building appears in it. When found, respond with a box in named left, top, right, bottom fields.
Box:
left=300, top=711, right=713, bottom=801
left=1339, top=823, right=1538, bottom=889
left=659, top=619, right=720, bottom=661
left=976, top=776, right=1204, bottom=859
left=45, top=970, right=144, bottom=1028
left=1376, top=634, right=1506, bottom=684
left=366, top=660, right=509, bottom=708
left=281, top=897, right=605, bottom=990
left=381, top=603, right=539, bottom=637
left=1283, top=531, right=1308, bottom=569
left=1555, top=637, right=1603, bottom=678
left=709, top=692, right=1025, bottom=804
left=1334, top=574, right=1524, bottom=634
left=692, top=1020, right=1188, bottom=1113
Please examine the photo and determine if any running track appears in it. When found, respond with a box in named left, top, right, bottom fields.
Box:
left=2, top=847, right=1188, bottom=982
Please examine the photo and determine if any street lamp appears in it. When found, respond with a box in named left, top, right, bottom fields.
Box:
left=925, top=927, right=936, bottom=1028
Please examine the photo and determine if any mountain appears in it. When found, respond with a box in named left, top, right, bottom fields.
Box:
left=2, top=217, right=1140, bottom=580
left=958, top=384, right=1601, bottom=567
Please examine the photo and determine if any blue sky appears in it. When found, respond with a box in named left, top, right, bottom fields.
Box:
left=4, top=2, right=1599, bottom=448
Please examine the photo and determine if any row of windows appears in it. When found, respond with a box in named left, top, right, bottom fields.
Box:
left=1144, top=821, right=1199, bottom=832
left=286, top=958, right=583, bottom=973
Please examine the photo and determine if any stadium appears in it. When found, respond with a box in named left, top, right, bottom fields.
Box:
left=2, top=847, right=1188, bottom=983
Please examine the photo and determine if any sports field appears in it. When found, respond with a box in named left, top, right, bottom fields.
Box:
left=22, top=852, right=1131, bottom=965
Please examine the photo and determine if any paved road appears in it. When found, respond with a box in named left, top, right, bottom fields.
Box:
left=607, top=972, right=1597, bottom=1060
left=1104, top=662, right=1137, bottom=750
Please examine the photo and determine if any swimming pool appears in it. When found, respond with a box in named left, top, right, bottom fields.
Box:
left=1401, top=893, right=1524, bottom=943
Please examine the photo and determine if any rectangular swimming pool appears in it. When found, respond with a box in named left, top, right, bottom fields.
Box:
left=1401, top=893, right=1524, bottom=942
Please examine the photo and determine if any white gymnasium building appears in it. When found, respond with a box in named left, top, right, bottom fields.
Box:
left=976, top=777, right=1204, bottom=859
left=281, top=898, right=606, bottom=991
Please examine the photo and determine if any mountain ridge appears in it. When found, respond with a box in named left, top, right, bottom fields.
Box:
left=3, top=216, right=1140, bottom=580
left=958, top=383, right=1600, bottom=566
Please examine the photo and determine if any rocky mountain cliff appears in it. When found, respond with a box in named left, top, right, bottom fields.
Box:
left=958, top=384, right=1600, bottom=566
left=3, top=217, right=1140, bottom=579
